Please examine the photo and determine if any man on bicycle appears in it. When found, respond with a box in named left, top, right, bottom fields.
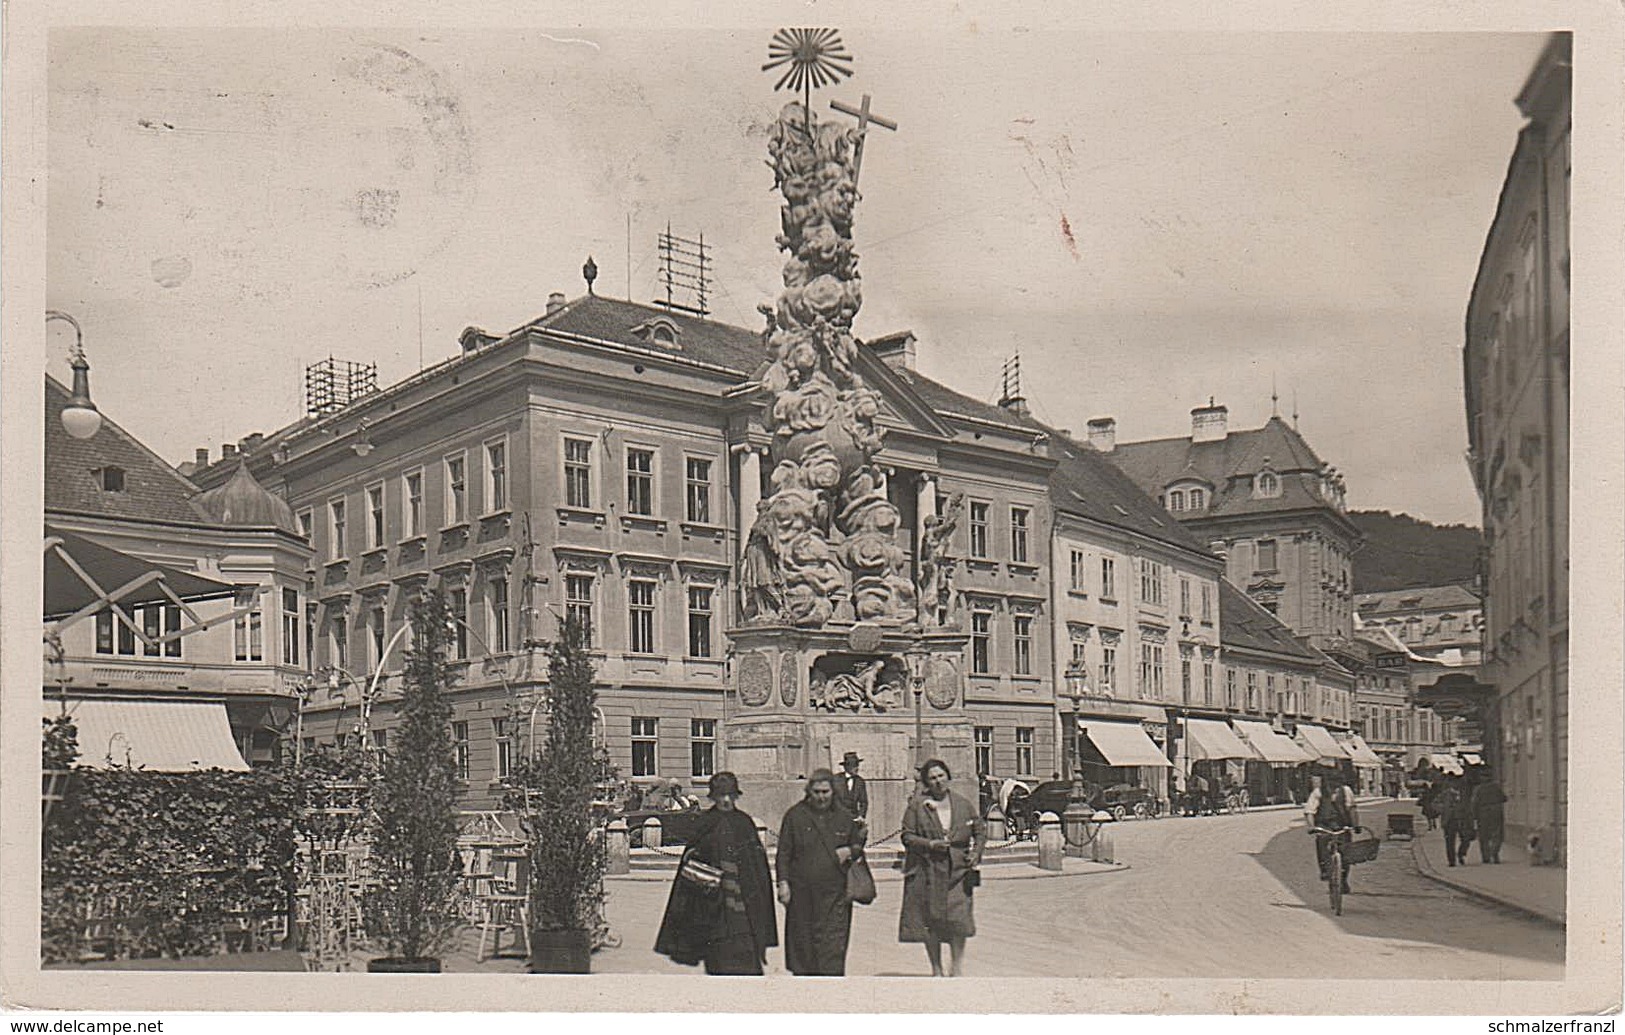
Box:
left=1304, top=762, right=1360, bottom=894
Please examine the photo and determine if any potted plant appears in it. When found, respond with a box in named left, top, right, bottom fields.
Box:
left=526, top=614, right=607, bottom=973
left=42, top=711, right=79, bottom=825
left=362, top=590, right=464, bottom=973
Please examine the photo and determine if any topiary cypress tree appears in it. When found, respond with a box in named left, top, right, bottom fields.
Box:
left=363, top=589, right=464, bottom=963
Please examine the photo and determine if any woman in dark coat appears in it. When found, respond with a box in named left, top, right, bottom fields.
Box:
left=1470, top=772, right=1508, bottom=863
left=898, top=758, right=985, bottom=977
left=654, top=772, right=778, bottom=974
left=776, top=768, right=865, bottom=976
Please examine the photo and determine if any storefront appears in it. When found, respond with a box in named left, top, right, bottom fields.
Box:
left=1233, top=719, right=1311, bottom=805
left=1337, top=732, right=1386, bottom=796
left=1178, top=717, right=1253, bottom=801
left=1075, top=718, right=1174, bottom=805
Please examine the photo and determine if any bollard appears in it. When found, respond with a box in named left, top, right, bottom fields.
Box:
left=1036, top=811, right=1063, bottom=872
left=642, top=817, right=663, bottom=849
left=606, top=819, right=630, bottom=875
left=986, top=806, right=1007, bottom=842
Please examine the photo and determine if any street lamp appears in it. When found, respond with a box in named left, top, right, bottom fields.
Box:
left=1060, top=668, right=1094, bottom=849
left=47, top=310, right=102, bottom=439
left=905, top=643, right=931, bottom=769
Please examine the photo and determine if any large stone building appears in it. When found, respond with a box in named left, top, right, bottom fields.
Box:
left=1355, top=584, right=1484, bottom=668
left=199, top=291, right=1060, bottom=813
left=44, top=376, right=312, bottom=770
left=1462, top=32, right=1570, bottom=861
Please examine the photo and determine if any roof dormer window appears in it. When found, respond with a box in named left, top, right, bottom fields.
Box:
left=630, top=317, right=681, bottom=348
left=1254, top=470, right=1280, bottom=499
left=94, top=466, right=126, bottom=493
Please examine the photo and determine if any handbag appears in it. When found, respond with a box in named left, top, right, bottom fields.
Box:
left=678, top=854, right=724, bottom=894
left=845, top=856, right=877, bottom=905
left=963, top=867, right=982, bottom=891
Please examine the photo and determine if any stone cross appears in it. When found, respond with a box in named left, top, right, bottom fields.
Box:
left=829, top=93, right=898, bottom=186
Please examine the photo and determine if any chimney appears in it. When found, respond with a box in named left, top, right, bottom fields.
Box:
left=222, top=443, right=237, bottom=459
left=998, top=394, right=1030, bottom=417
left=240, top=432, right=264, bottom=454
left=546, top=292, right=567, bottom=316
left=1191, top=399, right=1229, bottom=444
left=865, top=331, right=916, bottom=372
left=1086, top=417, right=1117, bottom=453
left=195, top=447, right=209, bottom=467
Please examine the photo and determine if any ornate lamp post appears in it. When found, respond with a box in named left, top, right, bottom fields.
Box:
left=47, top=310, right=102, bottom=439
left=905, top=643, right=931, bottom=768
left=1060, top=669, right=1095, bottom=848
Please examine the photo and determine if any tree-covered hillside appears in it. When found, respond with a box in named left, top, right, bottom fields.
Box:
left=1351, top=510, right=1482, bottom=594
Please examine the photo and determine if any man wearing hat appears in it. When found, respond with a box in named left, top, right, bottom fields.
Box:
left=834, top=750, right=869, bottom=820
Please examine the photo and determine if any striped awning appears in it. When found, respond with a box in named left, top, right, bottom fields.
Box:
left=1184, top=718, right=1254, bottom=761
left=1233, top=719, right=1312, bottom=765
left=55, top=698, right=249, bottom=771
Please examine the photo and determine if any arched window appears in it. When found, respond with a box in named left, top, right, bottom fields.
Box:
left=1187, top=488, right=1204, bottom=510
left=1168, top=490, right=1185, bottom=512
left=1255, top=471, right=1280, bottom=497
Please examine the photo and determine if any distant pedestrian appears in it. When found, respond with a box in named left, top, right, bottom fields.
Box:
left=654, top=772, right=778, bottom=975
left=777, top=769, right=866, bottom=976
left=1470, top=772, right=1508, bottom=864
left=1420, top=780, right=1441, bottom=831
left=899, top=759, right=985, bottom=977
left=1439, top=775, right=1476, bottom=867
left=834, top=751, right=869, bottom=820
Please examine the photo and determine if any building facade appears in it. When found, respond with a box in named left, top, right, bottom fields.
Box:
left=1462, top=33, right=1570, bottom=860
left=1355, top=584, right=1484, bottom=667
left=1352, top=626, right=1456, bottom=791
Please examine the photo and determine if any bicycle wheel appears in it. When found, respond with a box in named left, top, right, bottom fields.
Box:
left=1328, top=846, right=1344, bottom=916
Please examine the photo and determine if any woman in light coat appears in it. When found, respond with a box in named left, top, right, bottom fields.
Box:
left=898, top=758, right=985, bottom=977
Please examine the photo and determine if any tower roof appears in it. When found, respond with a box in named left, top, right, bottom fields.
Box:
left=192, top=461, right=299, bottom=533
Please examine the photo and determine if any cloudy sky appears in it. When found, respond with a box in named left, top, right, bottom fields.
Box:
left=44, top=26, right=1552, bottom=525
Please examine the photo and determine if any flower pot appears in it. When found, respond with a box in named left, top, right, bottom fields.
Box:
left=528, top=927, right=592, bottom=973
left=366, top=956, right=442, bottom=973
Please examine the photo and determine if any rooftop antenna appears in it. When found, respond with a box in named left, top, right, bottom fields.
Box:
left=1271, top=374, right=1280, bottom=419
left=1292, top=388, right=1300, bottom=430
left=416, top=281, right=424, bottom=372
left=655, top=221, right=712, bottom=316
left=999, top=352, right=1023, bottom=405
left=626, top=213, right=632, bottom=300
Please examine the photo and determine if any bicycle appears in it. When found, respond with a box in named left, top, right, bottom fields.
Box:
left=1309, top=825, right=1358, bottom=916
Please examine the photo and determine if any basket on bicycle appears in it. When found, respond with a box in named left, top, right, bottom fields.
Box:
left=1343, top=830, right=1380, bottom=865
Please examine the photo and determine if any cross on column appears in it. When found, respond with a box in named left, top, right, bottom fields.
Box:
left=829, top=93, right=898, bottom=186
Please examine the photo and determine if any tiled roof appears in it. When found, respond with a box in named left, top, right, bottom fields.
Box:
left=193, top=461, right=300, bottom=533
left=1218, top=579, right=1320, bottom=661
left=531, top=295, right=767, bottom=378
left=1106, top=416, right=1333, bottom=518
left=890, top=368, right=1047, bottom=432
left=1355, top=584, right=1481, bottom=614
left=46, top=376, right=209, bottom=525
left=1046, top=432, right=1211, bottom=556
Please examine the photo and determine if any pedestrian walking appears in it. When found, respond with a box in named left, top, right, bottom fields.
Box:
left=1420, top=780, right=1441, bottom=831
left=899, top=759, right=985, bottom=977
left=1470, top=771, right=1508, bottom=864
left=654, top=772, right=778, bottom=975
left=776, top=769, right=866, bottom=976
left=833, top=751, right=869, bottom=819
left=1440, top=774, right=1476, bottom=867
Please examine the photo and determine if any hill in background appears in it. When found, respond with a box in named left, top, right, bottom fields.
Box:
left=1351, top=510, right=1482, bottom=594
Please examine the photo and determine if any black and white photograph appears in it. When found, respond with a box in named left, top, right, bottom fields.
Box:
left=5, top=0, right=1620, bottom=1019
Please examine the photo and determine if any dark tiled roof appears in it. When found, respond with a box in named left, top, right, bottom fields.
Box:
left=891, top=369, right=1047, bottom=432
left=1356, top=584, right=1481, bottom=614
left=46, top=376, right=209, bottom=525
left=1046, top=432, right=1211, bottom=556
left=1218, top=579, right=1320, bottom=662
left=1107, top=417, right=1332, bottom=518
left=532, top=295, right=767, bottom=378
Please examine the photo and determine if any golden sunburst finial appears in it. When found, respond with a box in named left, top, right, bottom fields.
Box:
left=763, top=28, right=854, bottom=130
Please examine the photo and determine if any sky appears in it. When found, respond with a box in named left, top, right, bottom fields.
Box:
left=43, top=27, right=1553, bottom=526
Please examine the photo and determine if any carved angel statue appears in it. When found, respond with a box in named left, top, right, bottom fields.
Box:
left=917, top=491, right=965, bottom=626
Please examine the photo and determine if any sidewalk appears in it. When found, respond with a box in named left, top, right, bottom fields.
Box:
left=1408, top=818, right=1566, bottom=926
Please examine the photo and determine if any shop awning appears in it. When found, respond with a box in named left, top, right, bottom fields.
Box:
left=1337, top=733, right=1384, bottom=768
left=1184, top=718, right=1254, bottom=761
left=1078, top=720, right=1172, bottom=768
left=1428, top=753, right=1464, bottom=775
left=1294, top=724, right=1349, bottom=763
left=45, top=526, right=239, bottom=621
left=1460, top=752, right=1484, bottom=766
left=54, top=698, right=249, bottom=771
left=1233, top=719, right=1312, bottom=764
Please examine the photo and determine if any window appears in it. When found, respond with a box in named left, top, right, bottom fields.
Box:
left=96, top=605, right=181, bottom=658
left=968, top=501, right=990, bottom=558
left=1188, top=488, right=1205, bottom=510
left=1180, top=655, right=1192, bottom=702
left=1180, top=578, right=1191, bottom=618
left=1168, top=490, right=1185, bottom=512
left=1015, top=728, right=1035, bottom=777
left=305, top=602, right=316, bottom=663
left=448, top=587, right=468, bottom=659
left=1069, top=550, right=1086, bottom=592
left=1013, top=615, right=1033, bottom=675
left=1138, top=644, right=1164, bottom=698
left=1010, top=507, right=1030, bottom=563
left=369, top=606, right=386, bottom=670
left=489, top=575, right=510, bottom=653
left=493, top=718, right=513, bottom=781
left=1256, top=471, right=1280, bottom=497
left=1138, top=559, right=1164, bottom=606
left=631, top=717, right=658, bottom=777
left=1101, top=557, right=1117, bottom=600
left=452, top=721, right=470, bottom=781
left=371, top=728, right=389, bottom=755
left=1225, top=668, right=1238, bottom=710
left=330, top=615, right=348, bottom=668
left=403, top=471, right=424, bottom=538
left=281, top=588, right=300, bottom=665
left=628, top=579, right=656, bottom=654
left=235, top=607, right=264, bottom=662
left=1069, top=637, right=1088, bottom=670
left=139, top=606, right=164, bottom=657
left=297, top=509, right=314, bottom=543
left=626, top=448, right=654, bottom=516
left=974, top=726, right=994, bottom=776
left=971, top=608, right=992, bottom=674
left=1202, top=658, right=1214, bottom=706
left=685, top=457, right=712, bottom=524
left=367, top=484, right=385, bottom=549
left=687, top=586, right=713, bottom=658
left=1257, top=539, right=1278, bottom=572
left=690, top=718, right=716, bottom=778
left=1246, top=671, right=1259, bottom=711
left=1200, top=584, right=1213, bottom=624
left=485, top=439, right=508, bottom=512
left=445, top=453, right=467, bottom=524
left=1266, top=673, right=1277, bottom=712
left=329, top=498, right=347, bottom=560
left=564, top=438, right=593, bottom=509
left=565, top=574, right=594, bottom=646
left=1099, top=643, right=1117, bottom=693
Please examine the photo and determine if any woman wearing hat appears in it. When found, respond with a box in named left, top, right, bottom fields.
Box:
left=898, top=758, right=985, bottom=977
left=654, top=772, right=778, bottom=974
